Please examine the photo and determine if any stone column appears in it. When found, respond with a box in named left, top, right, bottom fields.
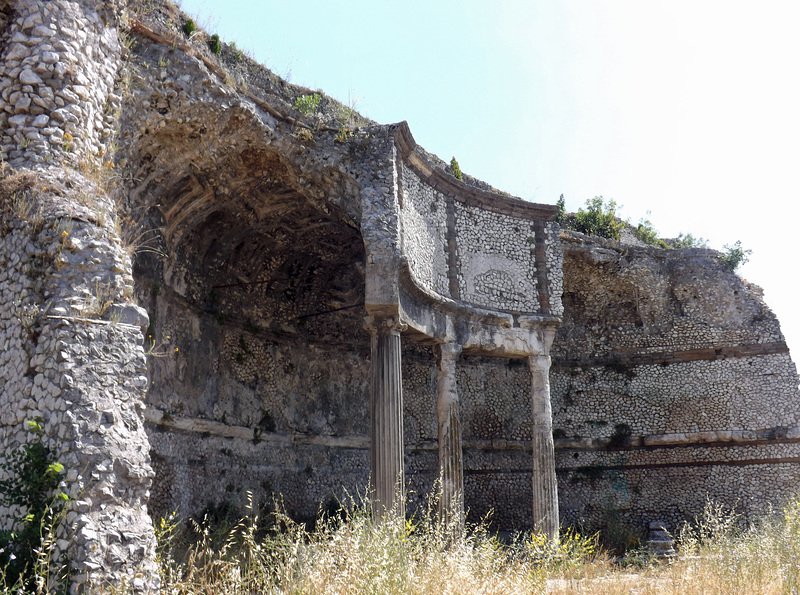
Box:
left=436, top=342, right=464, bottom=528
left=529, top=354, right=559, bottom=539
left=367, top=316, right=406, bottom=517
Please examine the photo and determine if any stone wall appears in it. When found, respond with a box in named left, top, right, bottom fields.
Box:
left=552, top=231, right=800, bottom=531
left=398, top=157, right=563, bottom=317
left=453, top=203, right=540, bottom=311
left=2, top=1, right=799, bottom=588
left=0, top=168, right=157, bottom=589
left=399, top=162, right=450, bottom=298
left=0, top=1, right=160, bottom=590
left=0, top=0, right=125, bottom=166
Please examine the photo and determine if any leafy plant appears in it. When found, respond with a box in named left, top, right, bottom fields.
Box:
left=209, top=33, right=221, bottom=55
left=556, top=194, right=566, bottom=223
left=0, top=420, right=68, bottom=591
left=294, top=128, right=314, bottom=144
left=674, top=232, right=708, bottom=248
left=229, top=41, right=244, bottom=61
left=182, top=18, right=196, bottom=37
left=635, top=212, right=668, bottom=248
left=719, top=240, right=752, bottom=271
left=294, top=93, right=321, bottom=115
left=333, top=127, right=352, bottom=144
left=449, top=157, right=462, bottom=181
left=573, top=197, right=625, bottom=240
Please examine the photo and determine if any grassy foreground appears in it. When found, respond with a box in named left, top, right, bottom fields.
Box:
left=151, top=495, right=800, bottom=595
left=4, top=495, right=800, bottom=593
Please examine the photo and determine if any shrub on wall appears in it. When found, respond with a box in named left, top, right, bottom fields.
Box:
left=635, top=212, right=668, bottom=248
left=449, top=157, right=463, bottom=181
left=0, top=421, right=68, bottom=591
left=719, top=240, right=752, bottom=271
left=209, top=33, right=222, bottom=55
left=573, top=197, right=625, bottom=240
left=556, top=194, right=566, bottom=223
left=672, top=232, right=708, bottom=248
left=294, top=93, right=322, bottom=115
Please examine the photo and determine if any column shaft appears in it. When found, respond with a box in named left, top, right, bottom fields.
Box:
left=436, top=342, right=463, bottom=528
left=369, top=317, right=406, bottom=517
left=530, top=354, right=559, bottom=539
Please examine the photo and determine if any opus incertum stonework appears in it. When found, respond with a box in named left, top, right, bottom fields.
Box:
left=1, top=0, right=798, bottom=588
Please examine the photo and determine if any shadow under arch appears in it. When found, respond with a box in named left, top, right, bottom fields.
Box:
left=130, top=135, right=372, bottom=524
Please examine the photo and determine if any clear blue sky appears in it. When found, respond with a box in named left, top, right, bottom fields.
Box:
left=177, top=0, right=800, bottom=362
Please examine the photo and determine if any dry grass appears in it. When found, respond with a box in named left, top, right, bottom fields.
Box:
left=154, top=494, right=600, bottom=594
left=6, top=495, right=800, bottom=593
left=150, top=495, right=800, bottom=594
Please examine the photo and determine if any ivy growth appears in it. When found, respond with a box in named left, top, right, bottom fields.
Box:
left=556, top=194, right=566, bottom=223
left=0, top=420, right=68, bottom=591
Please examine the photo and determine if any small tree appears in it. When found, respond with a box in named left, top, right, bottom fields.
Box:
left=674, top=232, right=708, bottom=248
left=556, top=194, right=566, bottom=223
left=719, top=240, right=752, bottom=271
left=182, top=19, right=196, bottom=37
left=635, top=211, right=667, bottom=247
left=573, top=197, right=625, bottom=240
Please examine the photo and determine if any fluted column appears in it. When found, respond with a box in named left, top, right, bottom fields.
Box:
left=530, top=354, right=559, bottom=539
left=367, top=316, right=406, bottom=518
left=436, top=342, right=464, bottom=528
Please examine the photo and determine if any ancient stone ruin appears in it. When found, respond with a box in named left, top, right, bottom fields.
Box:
left=1, top=0, right=798, bottom=589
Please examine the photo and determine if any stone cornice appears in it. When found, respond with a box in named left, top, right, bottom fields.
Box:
left=553, top=341, right=790, bottom=368
left=393, top=122, right=558, bottom=221
left=144, top=408, right=800, bottom=455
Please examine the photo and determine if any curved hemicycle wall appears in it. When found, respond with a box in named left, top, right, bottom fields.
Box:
left=3, top=4, right=800, bottom=587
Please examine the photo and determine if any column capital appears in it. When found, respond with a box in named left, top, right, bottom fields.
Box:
left=436, top=341, right=462, bottom=362
left=528, top=353, right=551, bottom=367
left=364, top=315, right=407, bottom=334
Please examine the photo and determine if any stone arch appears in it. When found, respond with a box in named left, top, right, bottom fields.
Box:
left=127, top=125, right=372, bottom=523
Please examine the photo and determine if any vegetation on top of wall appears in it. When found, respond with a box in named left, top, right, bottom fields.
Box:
left=182, top=18, right=195, bottom=37
left=557, top=196, right=749, bottom=270
left=672, top=232, right=708, bottom=249
left=294, top=93, right=322, bottom=115
left=635, top=212, right=668, bottom=248
left=209, top=33, right=221, bottom=55
left=449, top=157, right=463, bottom=181
left=570, top=197, right=626, bottom=240
left=719, top=240, right=752, bottom=271
left=556, top=194, right=566, bottom=223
